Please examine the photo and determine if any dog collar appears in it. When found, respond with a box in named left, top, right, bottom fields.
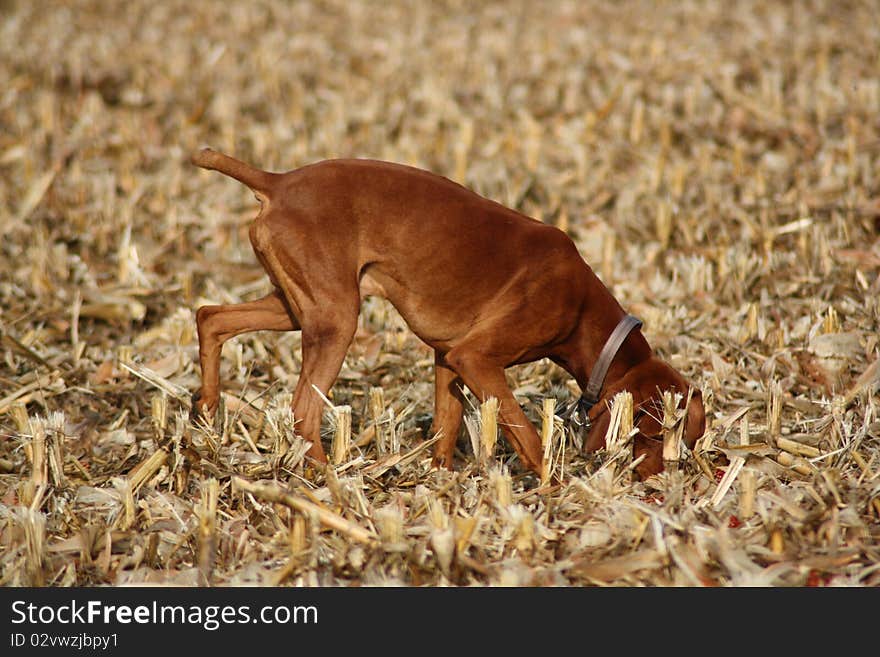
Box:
left=566, top=314, right=642, bottom=438
left=581, top=314, right=643, bottom=411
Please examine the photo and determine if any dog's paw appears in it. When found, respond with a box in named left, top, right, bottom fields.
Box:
left=190, top=390, right=217, bottom=422
left=430, top=452, right=456, bottom=471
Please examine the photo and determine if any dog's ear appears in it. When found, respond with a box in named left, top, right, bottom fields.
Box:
left=583, top=382, right=652, bottom=453
left=632, top=386, right=705, bottom=480
left=683, top=387, right=706, bottom=450
left=628, top=379, right=673, bottom=479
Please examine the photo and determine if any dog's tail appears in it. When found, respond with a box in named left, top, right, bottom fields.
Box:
left=190, top=148, right=279, bottom=196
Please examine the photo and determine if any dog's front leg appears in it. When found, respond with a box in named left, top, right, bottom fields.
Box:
left=430, top=351, right=465, bottom=469
left=194, top=289, right=299, bottom=417
left=445, top=349, right=544, bottom=474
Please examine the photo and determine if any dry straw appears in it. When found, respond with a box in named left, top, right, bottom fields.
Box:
left=331, top=404, right=352, bottom=464
left=0, top=0, right=878, bottom=587
left=479, top=397, right=499, bottom=467
left=540, top=397, right=557, bottom=485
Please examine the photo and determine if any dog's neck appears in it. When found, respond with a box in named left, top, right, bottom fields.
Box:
left=579, top=314, right=643, bottom=407
left=560, top=312, right=653, bottom=405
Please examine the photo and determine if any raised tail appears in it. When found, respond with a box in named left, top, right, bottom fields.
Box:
left=190, top=148, right=279, bottom=195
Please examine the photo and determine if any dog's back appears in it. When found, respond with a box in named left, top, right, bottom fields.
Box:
left=241, top=157, right=593, bottom=355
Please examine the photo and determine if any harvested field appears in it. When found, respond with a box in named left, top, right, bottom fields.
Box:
left=1, top=0, right=879, bottom=587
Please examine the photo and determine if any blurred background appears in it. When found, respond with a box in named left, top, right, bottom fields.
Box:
left=0, top=1, right=878, bottom=586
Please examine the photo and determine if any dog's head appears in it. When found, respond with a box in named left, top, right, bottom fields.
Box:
left=581, top=356, right=705, bottom=479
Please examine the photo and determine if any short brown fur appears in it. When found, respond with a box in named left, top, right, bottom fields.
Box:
left=191, top=149, right=705, bottom=479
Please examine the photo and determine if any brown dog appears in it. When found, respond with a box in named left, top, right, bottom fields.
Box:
left=190, top=149, right=705, bottom=478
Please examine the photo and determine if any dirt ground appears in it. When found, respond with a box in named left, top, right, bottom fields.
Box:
left=1, top=0, right=878, bottom=586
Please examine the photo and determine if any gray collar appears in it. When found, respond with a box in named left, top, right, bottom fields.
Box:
left=581, top=314, right=643, bottom=411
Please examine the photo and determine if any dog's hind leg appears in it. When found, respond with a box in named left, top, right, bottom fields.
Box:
left=287, top=296, right=361, bottom=465
left=194, top=289, right=300, bottom=416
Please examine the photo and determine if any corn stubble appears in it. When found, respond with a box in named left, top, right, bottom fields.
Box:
left=0, top=1, right=878, bottom=587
